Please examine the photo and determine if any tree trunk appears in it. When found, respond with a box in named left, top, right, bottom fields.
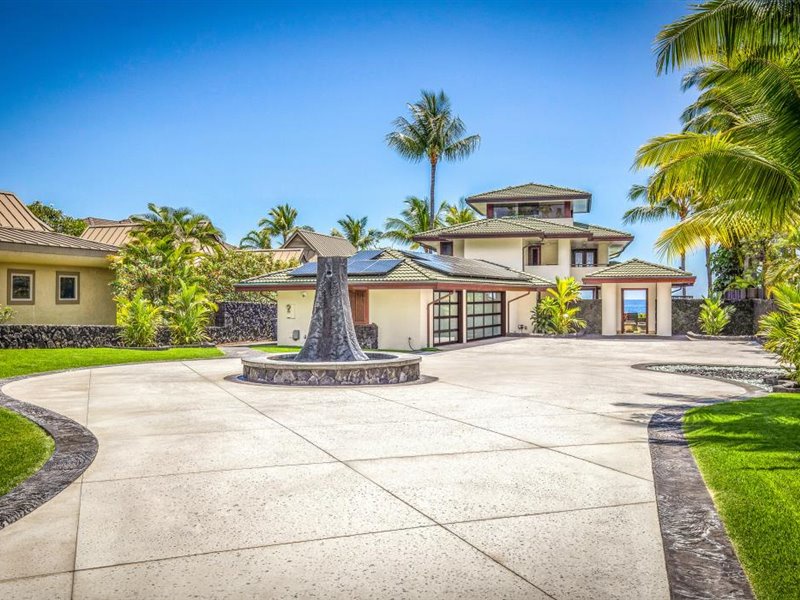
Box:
left=429, top=158, right=437, bottom=229
left=705, top=239, right=712, bottom=294
left=295, top=256, right=369, bottom=362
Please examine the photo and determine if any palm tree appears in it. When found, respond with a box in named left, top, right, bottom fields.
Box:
left=239, top=229, right=272, bottom=249
left=258, top=204, right=300, bottom=244
left=443, top=198, right=477, bottom=226
left=384, top=196, right=445, bottom=249
left=333, top=215, right=382, bottom=250
left=386, top=90, right=481, bottom=226
left=132, top=203, right=223, bottom=251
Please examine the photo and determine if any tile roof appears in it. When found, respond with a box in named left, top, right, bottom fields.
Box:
left=413, top=217, right=631, bottom=241
left=237, top=248, right=553, bottom=289
left=0, top=192, right=52, bottom=231
left=81, top=221, right=139, bottom=247
left=466, top=182, right=591, bottom=202
left=285, top=230, right=357, bottom=257
left=0, top=227, right=119, bottom=253
left=582, top=258, right=695, bottom=282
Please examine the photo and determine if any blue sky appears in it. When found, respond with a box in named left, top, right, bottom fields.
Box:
left=0, top=0, right=708, bottom=290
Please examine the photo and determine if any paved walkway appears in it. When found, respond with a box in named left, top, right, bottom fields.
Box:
left=0, top=338, right=776, bottom=599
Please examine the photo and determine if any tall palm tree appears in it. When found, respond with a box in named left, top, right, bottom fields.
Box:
left=332, top=215, right=382, bottom=250
left=258, top=204, right=300, bottom=244
left=386, top=90, right=481, bottom=226
left=131, top=203, right=222, bottom=251
left=239, top=229, right=272, bottom=249
left=443, top=198, right=477, bottom=226
left=384, top=196, right=445, bottom=249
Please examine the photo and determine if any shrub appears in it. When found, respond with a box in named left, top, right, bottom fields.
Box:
left=116, top=290, right=163, bottom=347
left=0, top=306, right=14, bottom=324
left=166, top=281, right=218, bottom=345
left=530, top=277, right=586, bottom=334
left=698, top=294, right=734, bottom=335
left=758, top=284, right=800, bottom=383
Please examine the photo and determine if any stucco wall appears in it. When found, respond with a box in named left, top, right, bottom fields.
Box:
left=463, top=238, right=523, bottom=270
left=369, top=289, right=429, bottom=350
left=0, top=263, right=116, bottom=325
left=507, top=290, right=537, bottom=335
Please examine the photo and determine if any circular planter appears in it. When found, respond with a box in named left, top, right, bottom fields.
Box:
left=242, top=352, right=421, bottom=386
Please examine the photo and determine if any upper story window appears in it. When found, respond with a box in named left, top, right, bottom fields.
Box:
left=490, top=202, right=567, bottom=218
left=57, top=272, right=80, bottom=304
left=572, top=249, right=598, bottom=267
left=524, top=245, right=541, bottom=266
left=8, top=270, right=35, bottom=305
left=439, top=241, right=454, bottom=256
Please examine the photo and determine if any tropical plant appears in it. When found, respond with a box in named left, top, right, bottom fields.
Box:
left=196, top=248, right=297, bottom=304
left=384, top=196, right=445, bottom=249
left=634, top=0, right=800, bottom=261
left=258, top=204, right=300, bottom=244
left=0, top=305, right=14, bottom=324
left=116, top=289, right=163, bottom=347
left=698, top=294, right=734, bottom=335
left=530, top=277, right=586, bottom=334
left=27, top=201, right=87, bottom=236
left=759, top=283, right=800, bottom=383
left=165, top=281, right=218, bottom=345
left=239, top=229, right=272, bottom=249
left=132, top=203, right=223, bottom=252
left=386, top=90, right=481, bottom=225
left=443, top=198, right=477, bottom=226
left=331, top=215, right=383, bottom=249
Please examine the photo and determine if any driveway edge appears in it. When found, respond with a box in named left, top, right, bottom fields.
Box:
left=643, top=365, right=756, bottom=600
left=0, top=375, right=98, bottom=530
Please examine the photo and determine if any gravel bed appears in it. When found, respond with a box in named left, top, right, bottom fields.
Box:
left=646, top=364, right=787, bottom=391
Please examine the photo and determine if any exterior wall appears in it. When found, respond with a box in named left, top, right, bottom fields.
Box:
left=600, top=282, right=667, bottom=336
left=506, top=290, right=537, bottom=335
left=276, top=290, right=315, bottom=346
left=0, top=263, right=116, bottom=325
left=600, top=283, right=618, bottom=335
left=369, top=289, right=429, bottom=350
left=463, top=238, right=523, bottom=270
left=656, top=282, right=672, bottom=336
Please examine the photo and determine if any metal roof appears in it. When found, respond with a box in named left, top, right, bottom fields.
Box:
left=237, top=248, right=553, bottom=290
left=0, top=226, right=119, bottom=253
left=80, top=221, right=139, bottom=247
left=0, top=192, right=53, bottom=231
left=284, top=230, right=357, bottom=257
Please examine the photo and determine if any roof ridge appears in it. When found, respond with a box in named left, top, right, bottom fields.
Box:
left=586, top=257, right=690, bottom=277
left=468, top=181, right=590, bottom=198
left=572, top=221, right=631, bottom=235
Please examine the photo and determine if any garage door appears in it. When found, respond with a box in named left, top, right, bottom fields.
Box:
left=432, top=291, right=461, bottom=346
left=466, top=291, right=504, bottom=341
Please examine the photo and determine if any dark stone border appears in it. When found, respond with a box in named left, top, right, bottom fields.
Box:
left=0, top=375, right=98, bottom=530
left=638, top=363, right=756, bottom=599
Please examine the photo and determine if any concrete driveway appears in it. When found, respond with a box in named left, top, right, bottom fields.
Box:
left=0, top=337, right=776, bottom=599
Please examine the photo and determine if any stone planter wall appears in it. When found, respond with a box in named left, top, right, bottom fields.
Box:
left=672, top=298, right=775, bottom=336
left=0, top=301, right=278, bottom=349
left=577, top=299, right=602, bottom=335
left=355, top=324, right=379, bottom=350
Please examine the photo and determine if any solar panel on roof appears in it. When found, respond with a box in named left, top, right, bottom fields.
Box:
left=361, top=259, right=402, bottom=274
left=289, top=262, right=319, bottom=276
left=402, top=250, right=527, bottom=281
left=350, top=249, right=382, bottom=261
left=289, top=258, right=401, bottom=277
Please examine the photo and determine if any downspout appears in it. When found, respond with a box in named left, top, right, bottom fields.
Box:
left=426, top=291, right=456, bottom=349
left=506, top=290, right=533, bottom=335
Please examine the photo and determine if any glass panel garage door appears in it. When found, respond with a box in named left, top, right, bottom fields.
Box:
left=466, top=291, right=504, bottom=341
left=432, top=291, right=461, bottom=346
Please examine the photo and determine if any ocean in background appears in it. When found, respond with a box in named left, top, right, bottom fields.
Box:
left=623, top=299, right=647, bottom=314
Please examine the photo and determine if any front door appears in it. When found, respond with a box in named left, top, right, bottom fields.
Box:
left=621, top=289, right=648, bottom=334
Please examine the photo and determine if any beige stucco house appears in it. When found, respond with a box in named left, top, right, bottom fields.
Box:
left=0, top=192, right=118, bottom=325
left=240, top=182, right=695, bottom=346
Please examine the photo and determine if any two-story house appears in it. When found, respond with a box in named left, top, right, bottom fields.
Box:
left=239, top=182, right=695, bottom=348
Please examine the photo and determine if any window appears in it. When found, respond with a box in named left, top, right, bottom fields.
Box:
left=439, top=241, right=453, bottom=256
left=7, top=270, right=34, bottom=304
left=572, top=249, right=597, bottom=267
left=579, top=288, right=598, bottom=300
left=349, top=289, right=368, bottom=324
left=524, top=245, right=541, bottom=266
left=432, top=291, right=461, bottom=345
left=56, top=272, right=80, bottom=304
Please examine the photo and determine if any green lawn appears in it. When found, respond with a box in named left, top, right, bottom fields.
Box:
left=684, top=393, right=800, bottom=600
left=0, top=347, right=223, bottom=379
left=0, top=407, right=55, bottom=496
